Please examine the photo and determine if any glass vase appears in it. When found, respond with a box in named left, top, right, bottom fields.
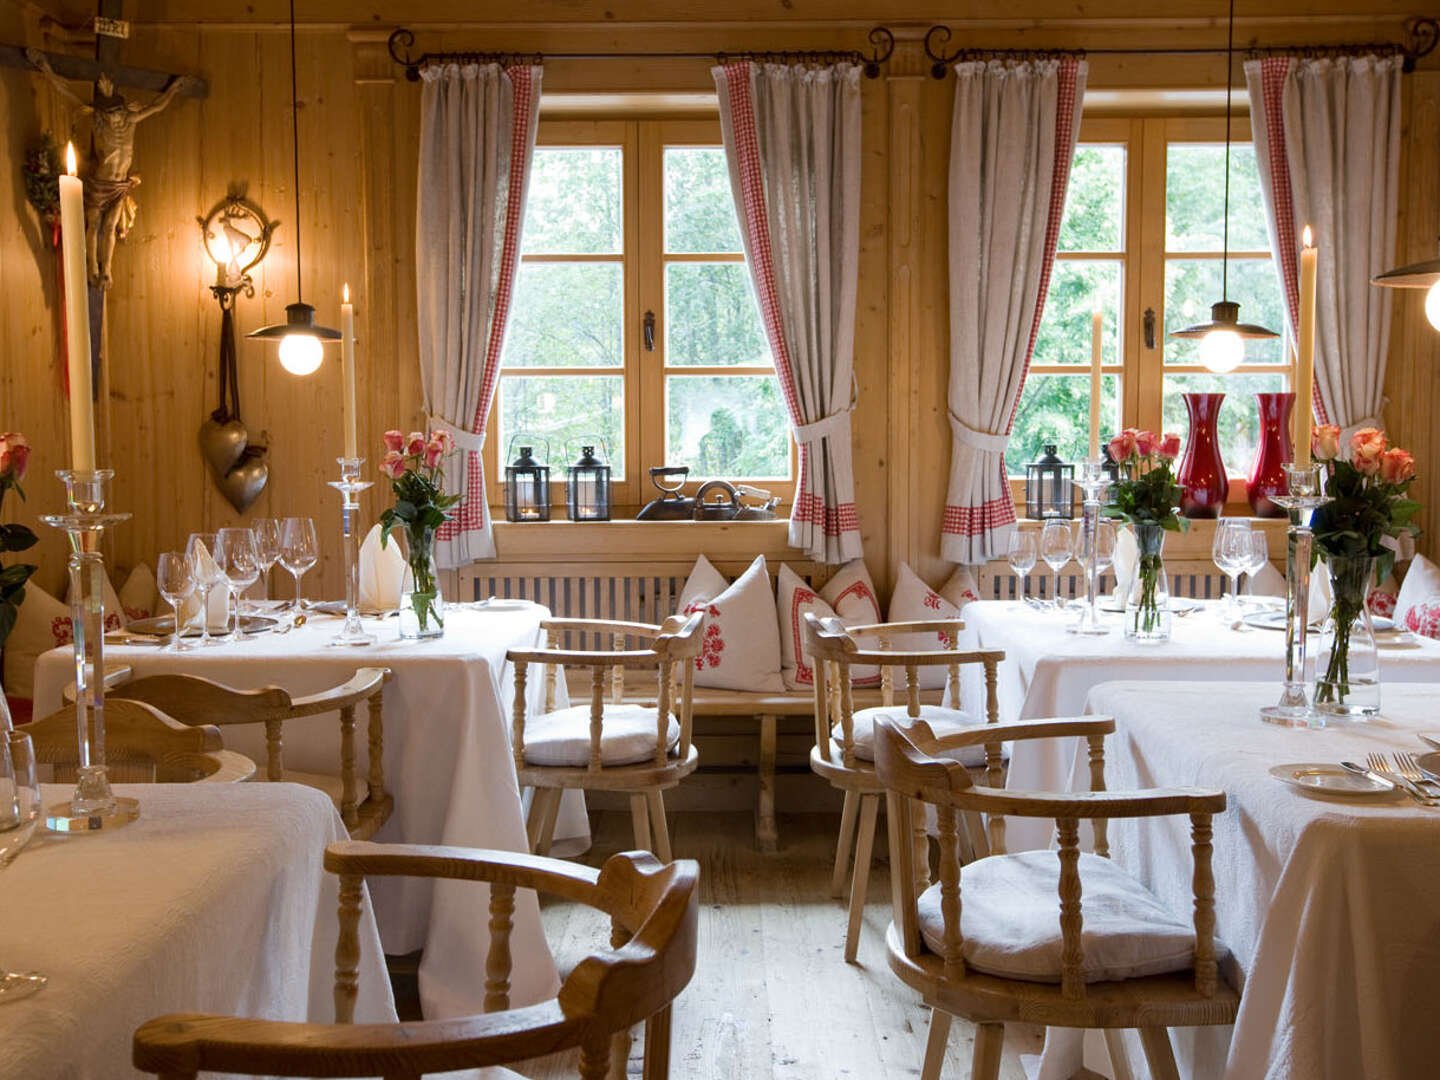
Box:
left=1177, top=392, right=1227, bottom=519
left=1246, top=392, right=1295, bottom=518
left=398, top=526, right=445, bottom=640
left=1313, top=554, right=1380, bottom=719
left=1125, top=523, right=1171, bottom=644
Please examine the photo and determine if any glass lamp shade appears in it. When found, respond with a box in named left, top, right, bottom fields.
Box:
left=1370, top=254, right=1440, bottom=332
left=248, top=302, right=340, bottom=376
left=1171, top=300, right=1278, bottom=373
left=1198, top=328, right=1245, bottom=373
left=1426, top=280, right=1440, bottom=331
left=566, top=446, right=612, bottom=522
left=505, top=446, right=551, bottom=522
left=278, top=333, right=323, bottom=375
left=1025, top=445, right=1075, bottom=520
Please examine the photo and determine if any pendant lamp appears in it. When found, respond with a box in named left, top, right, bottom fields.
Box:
left=1371, top=251, right=1440, bottom=332
left=247, top=0, right=339, bottom=374
left=1170, top=0, right=1279, bottom=372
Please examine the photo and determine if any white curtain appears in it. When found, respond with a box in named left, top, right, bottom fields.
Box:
left=713, top=61, right=864, bottom=564
left=1245, top=54, right=1402, bottom=435
left=942, top=57, right=1087, bottom=565
left=415, top=62, right=541, bottom=568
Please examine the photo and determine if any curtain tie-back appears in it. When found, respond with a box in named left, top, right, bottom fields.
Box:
left=948, top=411, right=1010, bottom=454
left=1338, top=411, right=1387, bottom=446
left=793, top=409, right=853, bottom=445
left=428, top=415, right=486, bottom=453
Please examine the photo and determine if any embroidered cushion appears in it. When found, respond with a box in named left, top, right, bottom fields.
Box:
left=118, top=563, right=160, bottom=623
left=1395, top=554, right=1440, bottom=631
left=2, top=581, right=72, bottom=703
left=777, top=564, right=881, bottom=690
left=678, top=555, right=785, bottom=693
left=887, top=563, right=973, bottom=690
left=817, top=559, right=884, bottom=688
left=522, top=704, right=679, bottom=768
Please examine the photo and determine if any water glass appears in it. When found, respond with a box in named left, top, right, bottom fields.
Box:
left=1241, top=530, right=1270, bottom=600
left=216, top=528, right=261, bottom=641
left=6, top=733, right=38, bottom=825
left=279, top=518, right=319, bottom=612
left=1040, top=520, right=1074, bottom=608
left=1212, top=519, right=1253, bottom=618
left=251, top=518, right=282, bottom=603
left=186, top=532, right=224, bottom=647
left=156, top=550, right=195, bottom=652
left=1087, top=519, right=1118, bottom=581
left=1007, top=530, right=1038, bottom=602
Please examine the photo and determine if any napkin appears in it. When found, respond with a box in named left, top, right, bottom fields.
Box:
left=1247, top=556, right=1332, bottom=614
left=1110, top=525, right=1139, bottom=602
left=179, top=542, right=230, bottom=631
left=358, top=523, right=406, bottom=613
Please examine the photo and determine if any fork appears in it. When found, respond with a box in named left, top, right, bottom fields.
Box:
left=1390, top=752, right=1440, bottom=797
left=1366, top=752, right=1437, bottom=805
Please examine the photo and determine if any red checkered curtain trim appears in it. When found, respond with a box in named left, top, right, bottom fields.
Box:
left=713, top=60, right=864, bottom=565
left=416, top=63, right=541, bottom=568
left=942, top=57, right=1086, bottom=565
left=1245, top=55, right=1402, bottom=435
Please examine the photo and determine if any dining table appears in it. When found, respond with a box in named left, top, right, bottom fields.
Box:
left=0, top=782, right=395, bottom=1080
left=31, top=600, right=584, bottom=1019
left=1030, top=680, right=1440, bottom=1080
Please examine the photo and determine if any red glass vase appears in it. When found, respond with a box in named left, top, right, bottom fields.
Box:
left=1247, top=391, right=1295, bottom=518
left=1177, top=392, right=1227, bottom=518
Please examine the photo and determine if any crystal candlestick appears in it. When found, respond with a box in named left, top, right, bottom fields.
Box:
left=328, top=457, right=375, bottom=646
left=1259, top=463, right=1330, bottom=727
left=1068, top=460, right=1111, bottom=636
left=39, top=470, right=139, bottom=831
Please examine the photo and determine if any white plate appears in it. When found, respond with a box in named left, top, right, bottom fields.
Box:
left=1417, top=751, right=1440, bottom=784
left=1372, top=615, right=1396, bottom=632
left=1099, top=596, right=1203, bottom=615
left=1268, top=762, right=1399, bottom=797
left=475, top=598, right=535, bottom=611
left=1243, top=610, right=1322, bottom=633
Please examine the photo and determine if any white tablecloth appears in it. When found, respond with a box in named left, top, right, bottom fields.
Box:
left=33, top=603, right=583, bottom=1018
left=955, top=600, right=1440, bottom=849
left=1035, top=682, right=1440, bottom=1080
left=0, top=783, right=395, bottom=1080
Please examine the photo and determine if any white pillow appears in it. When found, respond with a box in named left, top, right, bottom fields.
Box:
left=64, top=569, right=127, bottom=629
left=675, top=553, right=729, bottom=615
left=887, top=563, right=968, bottom=691
left=521, top=703, right=678, bottom=768
left=819, top=559, right=883, bottom=625
left=118, top=563, right=159, bottom=623
left=680, top=555, right=784, bottom=693
left=3, top=581, right=73, bottom=701
left=918, top=850, right=1226, bottom=984
left=1245, top=559, right=1332, bottom=615
left=939, top=566, right=981, bottom=608
left=1395, top=553, right=1440, bottom=628
left=778, top=564, right=880, bottom=690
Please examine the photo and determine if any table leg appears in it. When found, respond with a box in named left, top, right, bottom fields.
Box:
left=756, top=713, right=778, bottom=853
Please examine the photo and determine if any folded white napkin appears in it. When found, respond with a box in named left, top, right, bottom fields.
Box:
left=179, top=542, right=230, bottom=631
left=358, top=523, right=406, bottom=613
left=1110, top=525, right=1139, bottom=602
left=1247, top=556, right=1331, bottom=613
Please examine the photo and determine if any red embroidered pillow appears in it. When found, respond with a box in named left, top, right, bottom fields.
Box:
left=1404, top=601, right=1440, bottom=639
left=118, top=563, right=160, bottom=622
left=2, top=581, right=71, bottom=704
left=887, top=562, right=972, bottom=691
left=819, top=559, right=883, bottom=625
left=1394, top=555, right=1440, bottom=631
left=679, top=555, right=785, bottom=693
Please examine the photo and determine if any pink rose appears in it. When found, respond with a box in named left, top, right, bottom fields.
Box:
left=383, top=429, right=405, bottom=454
left=380, top=450, right=407, bottom=480
left=406, top=432, right=427, bottom=457
left=1157, top=433, right=1182, bottom=461
left=1108, top=430, right=1138, bottom=463
left=1379, top=447, right=1416, bottom=485
left=423, top=442, right=443, bottom=469
left=1134, top=430, right=1160, bottom=458
left=1312, top=424, right=1341, bottom=462
left=0, top=432, right=30, bottom=482
left=1350, top=427, right=1387, bottom=475
left=432, top=429, right=454, bottom=454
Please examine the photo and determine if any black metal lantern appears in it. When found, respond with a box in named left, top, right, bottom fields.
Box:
left=1100, top=442, right=1122, bottom=487
left=1025, top=444, right=1075, bottom=520
left=504, top=440, right=550, bottom=522
left=566, top=442, right=612, bottom=522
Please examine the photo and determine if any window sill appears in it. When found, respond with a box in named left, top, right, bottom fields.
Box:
left=487, top=517, right=802, bottom=564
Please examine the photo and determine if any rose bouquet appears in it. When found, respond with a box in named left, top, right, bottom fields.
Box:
left=1308, top=426, right=1421, bottom=713
left=1103, top=429, right=1188, bottom=641
left=378, top=429, right=460, bottom=637
left=0, top=433, right=37, bottom=648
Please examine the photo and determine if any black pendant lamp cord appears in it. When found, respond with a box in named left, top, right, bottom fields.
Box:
left=289, top=0, right=303, bottom=304
left=1221, top=0, right=1235, bottom=303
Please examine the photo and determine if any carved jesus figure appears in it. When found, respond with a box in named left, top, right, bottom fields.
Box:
left=26, top=48, right=195, bottom=288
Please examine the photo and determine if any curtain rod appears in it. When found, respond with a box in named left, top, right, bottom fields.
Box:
left=923, top=17, right=1437, bottom=79
left=386, top=26, right=896, bottom=81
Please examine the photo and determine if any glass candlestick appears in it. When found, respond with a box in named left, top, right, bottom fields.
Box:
left=39, top=469, right=139, bottom=831
left=328, top=457, right=376, bottom=646
left=1259, top=462, right=1330, bottom=727
left=1068, top=460, right=1111, bottom=636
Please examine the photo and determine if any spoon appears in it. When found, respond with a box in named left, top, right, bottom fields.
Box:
left=1338, top=761, right=1397, bottom=790
left=1419, top=733, right=1440, bottom=751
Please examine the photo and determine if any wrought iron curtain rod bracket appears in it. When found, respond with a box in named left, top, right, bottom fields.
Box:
left=387, top=25, right=895, bottom=80
left=923, top=26, right=1083, bottom=79
left=1402, top=16, right=1438, bottom=73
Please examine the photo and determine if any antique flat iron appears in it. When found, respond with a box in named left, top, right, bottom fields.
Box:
left=635, top=466, right=696, bottom=520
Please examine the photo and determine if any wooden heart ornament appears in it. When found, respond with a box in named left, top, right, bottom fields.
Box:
left=218, top=445, right=269, bottom=513
left=199, top=416, right=249, bottom=477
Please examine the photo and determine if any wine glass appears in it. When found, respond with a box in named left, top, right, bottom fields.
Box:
left=251, top=518, right=282, bottom=605
left=1088, top=518, right=1118, bottom=586
left=1007, top=530, right=1039, bottom=604
left=1040, top=520, right=1074, bottom=609
left=1212, top=519, right=1252, bottom=619
left=279, top=517, right=319, bottom=613
left=215, top=528, right=261, bottom=642
left=0, top=732, right=45, bottom=1003
left=185, top=532, right=224, bottom=647
left=1240, top=530, right=1270, bottom=608
left=156, top=550, right=195, bottom=652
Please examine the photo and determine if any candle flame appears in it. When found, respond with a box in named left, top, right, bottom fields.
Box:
left=65, top=141, right=77, bottom=176
left=343, top=282, right=350, bottom=303
left=1302, top=225, right=1314, bottom=248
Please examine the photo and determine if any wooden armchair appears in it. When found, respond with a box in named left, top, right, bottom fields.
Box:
left=27, top=699, right=254, bottom=783
left=508, top=613, right=704, bottom=862
left=133, top=845, right=700, bottom=1080
left=872, top=715, right=1237, bottom=1080
left=802, top=613, right=1004, bottom=963
left=111, top=667, right=392, bottom=838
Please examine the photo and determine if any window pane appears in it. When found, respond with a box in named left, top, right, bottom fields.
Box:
left=1164, top=258, right=1285, bottom=366
left=1166, top=144, right=1270, bottom=253
left=498, top=375, right=625, bottom=480
left=665, top=147, right=743, bottom=253
left=502, top=263, right=623, bottom=368
left=522, top=148, right=622, bottom=254
left=666, top=375, right=790, bottom=479
left=1033, top=261, right=1122, bottom=366
left=665, top=263, right=771, bottom=367
left=1163, top=371, right=1288, bottom=477
left=1058, top=144, right=1125, bottom=253
left=1007, top=373, right=1120, bottom=477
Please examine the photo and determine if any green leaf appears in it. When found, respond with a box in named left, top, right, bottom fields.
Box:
left=0, top=523, right=38, bottom=553
left=0, top=562, right=37, bottom=588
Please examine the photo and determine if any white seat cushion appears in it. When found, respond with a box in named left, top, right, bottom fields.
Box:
left=522, top=704, right=679, bottom=768
left=917, top=850, right=1226, bottom=984
left=836, top=704, right=1005, bottom=767
left=283, top=770, right=369, bottom=810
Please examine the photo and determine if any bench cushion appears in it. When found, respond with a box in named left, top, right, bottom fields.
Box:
left=522, top=704, right=678, bottom=768
left=837, top=704, right=1002, bottom=767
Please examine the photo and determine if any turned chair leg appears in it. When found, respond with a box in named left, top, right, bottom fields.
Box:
left=844, top=793, right=880, bottom=963
left=630, top=792, right=653, bottom=853
left=756, top=713, right=778, bottom=852
left=533, top=789, right=561, bottom=856
left=643, top=1003, right=674, bottom=1080
left=646, top=789, right=673, bottom=863
left=971, top=1021, right=1004, bottom=1080
left=1103, top=1029, right=1137, bottom=1080
left=1138, top=1027, right=1181, bottom=1080
left=832, top=789, right=861, bottom=899
left=920, top=1008, right=953, bottom=1080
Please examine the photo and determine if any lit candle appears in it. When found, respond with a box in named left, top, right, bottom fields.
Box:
left=340, top=283, right=358, bottom=459
left=59, top=142, right=95, bottom=472
left=1295, top=226, right=1317, bottom=468
left=1088, top=309, right=1103, bottom=459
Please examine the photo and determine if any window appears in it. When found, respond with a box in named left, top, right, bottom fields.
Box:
left=489, top=120, right=793, bottom=513
left=1011, top=116, right=1289, bottom=498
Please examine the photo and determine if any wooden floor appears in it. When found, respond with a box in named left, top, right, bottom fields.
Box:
left=511, top=810, right=1047, bottom=1080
